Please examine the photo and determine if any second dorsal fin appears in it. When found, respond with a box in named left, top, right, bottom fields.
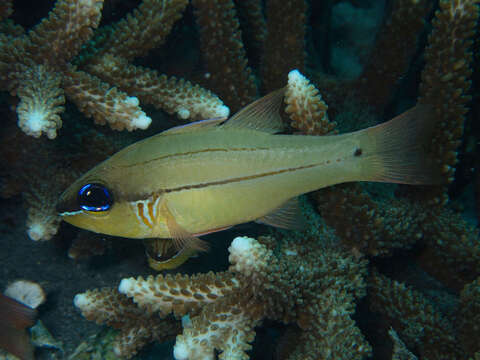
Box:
left=222, top=88, right=286, bottom=133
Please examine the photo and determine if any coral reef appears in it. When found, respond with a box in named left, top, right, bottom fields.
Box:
left=0, top=0, right=479, bottom=359
left=75, top=233, right=370, bottom=359
left=0, top=0, right=228, bottom=139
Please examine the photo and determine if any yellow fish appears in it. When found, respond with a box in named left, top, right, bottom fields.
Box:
left=57, top=89, right=440, bottom=267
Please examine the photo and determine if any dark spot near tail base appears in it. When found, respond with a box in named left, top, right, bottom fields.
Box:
left=354, top=148, right=363, bottom=157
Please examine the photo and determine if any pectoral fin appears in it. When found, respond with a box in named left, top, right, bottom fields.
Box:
left=161, top=201, right=209, bottom=252
left=256, top=197, right=306, bottom=230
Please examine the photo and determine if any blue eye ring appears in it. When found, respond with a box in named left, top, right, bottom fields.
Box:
left=77, top=183, right=113, bottom=212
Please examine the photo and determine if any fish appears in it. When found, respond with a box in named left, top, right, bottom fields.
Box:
left=0, top=293, right=37, bottom=360
left=57, top=88, right=441, bottom=266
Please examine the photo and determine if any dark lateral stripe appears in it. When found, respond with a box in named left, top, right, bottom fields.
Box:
left=162, top=163, right=319, bottom=194
left=121, top=155, right=342, bottom=203
left=118, top=147, right=269, bottom=168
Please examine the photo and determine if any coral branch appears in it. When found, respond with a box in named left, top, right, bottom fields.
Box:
left=369, top=270, right=463, bottom=359
left=97, top=0, right=189, bottom=61
left=261, top=0, right=307, bottom=92
left=16, top=65, right=65, bottom=139
left=457, top=276, right=480, bottom=357
left=63, top=67, right=151, bottom=131
left=85, top=54, right=230, bottom=120
left=26, top=0, right=104, bottom=68
left=418, top=0, right=479, bottom=201
left=118, top=272, right=241, bottom=317
left=74, top=287, right=180, bottom=357
left=0, top=0, right=13, bottom=21
left=285, top=69, right=335, bottom=135
left=75, top=234, right=369, bottom=359
left=192, top=0, right=258, bottom=112
left=355, top=0, right=432, bottom=110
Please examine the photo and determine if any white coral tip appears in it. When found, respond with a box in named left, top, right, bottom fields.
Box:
left=288, top=69, right=304, bottom=83
left=215, top=105, right=230, bottom=118
left=131, top=113, right=152, bottom=129
left=24, top=110, right=47, bottom=133
left=177, top=107, right=190, bottom=119
left=229, top=236, right=256, bottom=256
left=73, top=293, right=88, bottom=309
left=118, top=278, right=134, bottom=294
left=173, top=341, right=189, bottom=360
left=27, top=222, right=47, bottom=241
left=4, top=280, right=46, bottom=309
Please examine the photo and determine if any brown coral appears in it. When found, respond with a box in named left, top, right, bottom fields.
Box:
left=75, top=234, right=370, bottom=359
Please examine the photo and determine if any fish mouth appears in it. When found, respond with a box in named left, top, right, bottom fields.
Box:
left=56, top=194, right=81, bottom=217
left=143, top=238, right=179, bottom=262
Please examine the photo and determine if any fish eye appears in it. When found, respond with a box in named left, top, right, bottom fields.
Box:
left=77, top=183, right=113, bottom=212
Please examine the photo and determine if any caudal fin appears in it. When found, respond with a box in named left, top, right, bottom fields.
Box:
left=356, top=105, right=444, bottom=185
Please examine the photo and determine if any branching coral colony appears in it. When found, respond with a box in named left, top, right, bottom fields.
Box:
left=1, top=0, right=480, bottom=359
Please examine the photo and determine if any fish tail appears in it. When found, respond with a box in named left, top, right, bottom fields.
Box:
left=355, top=104, right=444, bottom=185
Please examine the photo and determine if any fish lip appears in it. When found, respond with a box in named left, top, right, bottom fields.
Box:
left=58, top=209, right=84, bottom=217
left=56, top=197, right=80, bottom=216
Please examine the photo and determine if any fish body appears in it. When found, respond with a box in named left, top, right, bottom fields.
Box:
left=57, top=89, right=440, bottom=253
left=0, top=293, right=36, bottom=360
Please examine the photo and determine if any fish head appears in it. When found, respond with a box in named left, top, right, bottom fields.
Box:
left=56, top=165, right=146, bottom=238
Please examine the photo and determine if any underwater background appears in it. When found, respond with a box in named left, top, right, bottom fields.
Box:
left=0, top=0, right=479, bottom=359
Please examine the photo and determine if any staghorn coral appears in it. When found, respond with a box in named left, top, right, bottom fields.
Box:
left=67, top=232, right=107, bottom=261
left=284, top=69, right=335, bottom=135
left=418, top=0, right=479, bottom=192
left=261, top=0, right=307, bottom=93
left=23, top=178, right=62, bottom=242
left=191, top=0, right=258, bottom=112
left=369, top=270, right=463, bottom=360
left=0, top=0, right=229, bottom=138
left=75, top=234, right=370, bottom=359
left=62, top=66, right=151, bottom=131
left=0, top=1, right=13, bottom=21
left=0, top=0, right=104, bottom=138
left=4, top=280, right=46, bottom=310
left=84, top=54, right=230, bottom=121
left=1, top=1, right=480, bottom=359
left=22, top=163, right=78, bottom=242
left=353, top=0, right=433, bottom=111
left=73, top=287, right=181, bottom=358
left=304, top=0, right=480, bottom=291
left=16, top=64, right=65, bottom=139
left=389, top=327, right=418, bottom=360
left=456, top=276, right=480, bottom=357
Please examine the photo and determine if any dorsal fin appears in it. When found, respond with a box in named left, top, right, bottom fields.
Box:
left=255, top=197, right=305, bottom=230
left=161, top=117, right=227, bottom=135
left=222, top=88, right=286, bottom=133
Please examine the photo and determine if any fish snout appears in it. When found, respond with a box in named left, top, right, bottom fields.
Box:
left=56, top=191, right=79, bottom=216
